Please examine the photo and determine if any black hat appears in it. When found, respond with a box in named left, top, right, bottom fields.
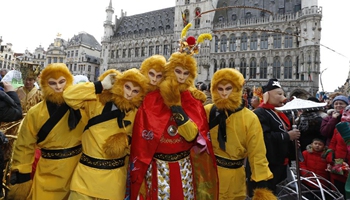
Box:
left=262, top=78, right=282, bottom=93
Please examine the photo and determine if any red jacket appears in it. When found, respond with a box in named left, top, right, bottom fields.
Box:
left=326, top=129, right=350, bottom=183
left=300, top=145, right=329, bottom=187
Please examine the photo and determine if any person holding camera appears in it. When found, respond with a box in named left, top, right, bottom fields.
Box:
left=0, top=81, right=22, bottom=197
left=0, top=81, right=23, bottom=122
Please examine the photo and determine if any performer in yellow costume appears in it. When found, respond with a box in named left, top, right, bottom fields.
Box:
left=9, top=63, right=86, bottom=200
left=63, top=68, right=148, bottom=200
left=204, top=68, right=276, bottom=200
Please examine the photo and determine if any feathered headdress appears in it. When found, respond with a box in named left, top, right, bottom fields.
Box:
left=178, top=23, right=212, bottom=55
left=19, top=62, right=41, bottom=80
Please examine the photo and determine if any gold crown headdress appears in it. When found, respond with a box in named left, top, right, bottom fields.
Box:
left=19, top=62, right=41, bottom=80
left=178, top=23, right=212, bottom=55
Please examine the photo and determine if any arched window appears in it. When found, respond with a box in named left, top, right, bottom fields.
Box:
left=273, top=30, right=282, bottom=49
left=220, top=59, right=226, bottom=68
left=185, top=0, right=190, bottom=5
left=260, top=32, right=268, bottom=49
left=241, top=33, right=248, bottom=51
left=148, top=42, right=154, bottom=56
left=229, top=34, right=236, bottom=51
left=214, top=36, right=219, bottom=53
left=284, top=28, right=293, bottom=48
left=214, top=59, right=218, bottom=72
left=284, top=56, right=293, bottom=79
left=182, top=10, right=190, bottom=26
left=250, top=58, right=257, bottom=79
left=250, top=32, right=258, bottom=50
left=229, top=58, right=235, bottom=68
left=220, top=35, right=227, bottom=52
left=273, top=57, right=281, bottom=79
left=195, top=8, right=201, bottom=28
left=240, top=58, right=247, bottom=78
left=260, top=57, right=268, bottom=79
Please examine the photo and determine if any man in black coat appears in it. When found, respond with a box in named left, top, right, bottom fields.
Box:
left=250, top=79, right=300, bottom=194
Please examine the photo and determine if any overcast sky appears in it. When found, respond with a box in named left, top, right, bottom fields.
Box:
left=0, top=0, right=348, bottom=92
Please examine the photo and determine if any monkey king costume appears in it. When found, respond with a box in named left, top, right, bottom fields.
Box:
left=9, top=63, right=85, bottom=200
left=129, top=23, right=218, bottom=200
left=63, top=68, right=147, bottom=200
left=204, top=68, right=275, bottom=200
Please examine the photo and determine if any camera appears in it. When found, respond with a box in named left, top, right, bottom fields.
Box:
left=0, top=82, right=4, bottom=88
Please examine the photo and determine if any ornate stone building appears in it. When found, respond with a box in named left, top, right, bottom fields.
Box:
left=32, top=45, right=46, bottom=68
left=66, top=32, right=101, bottom=81
left=101, top=0, right=322, bottom=97
left=46, top=36, right=68, bottom=66
left=0, top=43, right=16, bottom=70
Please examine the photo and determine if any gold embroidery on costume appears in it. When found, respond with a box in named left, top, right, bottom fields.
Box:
left=79, top=153, right=125, bottom=169
left=146, top=156, right=195, bottom=199
left=215, top=155, right=244, bottom=169
left=159, top=135, right=184, bottom=144
left=41, top=145, right=82, bottom=159
left=172, top=113, right=185, bottom=122
left=154, top=151, right=190, bottom=161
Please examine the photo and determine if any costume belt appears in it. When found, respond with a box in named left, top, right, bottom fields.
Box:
left=79, top=153, right=125, bottom=169
left=41, top=144, right=82, bottom=159
left=215, top=155, right=244, bottom=169
left=154, top=150, right=190, bottom=162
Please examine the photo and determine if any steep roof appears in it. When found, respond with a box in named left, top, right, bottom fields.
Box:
left=68, top=32, right=101, bottom=51
left=114, top=7, right=175, bottom=37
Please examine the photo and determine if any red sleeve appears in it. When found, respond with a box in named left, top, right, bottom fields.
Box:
left=299, top=150, right=308, bottom=176
left=326, top=130, right=338, bottom=163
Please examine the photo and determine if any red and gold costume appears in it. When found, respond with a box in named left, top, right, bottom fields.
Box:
left=130, top=90, right=218, bottom=200
left=130, top=27, right=218, bottom=200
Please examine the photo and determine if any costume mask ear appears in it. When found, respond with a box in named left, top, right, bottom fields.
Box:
left=263, top=92, right=269, bottom=104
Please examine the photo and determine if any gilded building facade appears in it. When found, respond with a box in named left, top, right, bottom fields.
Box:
left=101, top=0, right=322, bottom=96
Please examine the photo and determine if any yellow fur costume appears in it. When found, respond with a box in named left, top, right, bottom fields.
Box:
left=10, top=63, right=86, bottom=200
left=159, top=52, right=206, bottom=106
left=111, top=68, right=148, bottom=111
left=98, top=69, right=120, bottom=104
left=205, top=68, right=275, bottom=200
left=211, top=68, right=244, bottom=111
left=63, top=68, right=148, bottom=200
left=139, top=55, right=166, bottom=92
left=40, top=63, right=73, bottom=105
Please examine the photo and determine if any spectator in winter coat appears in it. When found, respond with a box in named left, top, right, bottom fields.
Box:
left=324, top=105, right=350, bottom=197
left=299, top=138, right=329, bottom=187
left=320, top=95, right=349, bottom=145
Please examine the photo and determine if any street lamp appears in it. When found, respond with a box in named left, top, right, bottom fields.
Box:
left=320, top=68, right=327, bottom=92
